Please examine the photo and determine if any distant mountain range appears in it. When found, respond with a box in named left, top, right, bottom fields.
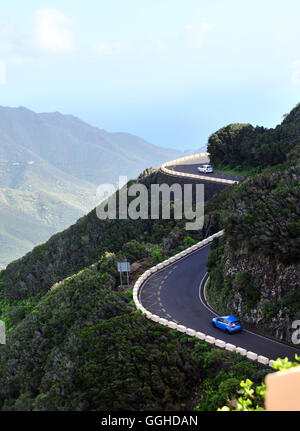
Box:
left=0, top=106, right=204, bottom=268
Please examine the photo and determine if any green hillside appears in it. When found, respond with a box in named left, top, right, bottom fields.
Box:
left=0, top=229, right=266, bottom=412
left=0, top=187, right=98, bottom=269
left=0, top=106, right=185, bottom=268
left=0, top=155, right=98, bottom=269
left=0, top=164, right=269, bottom=411
left=0, top=204, right=268, bottom=411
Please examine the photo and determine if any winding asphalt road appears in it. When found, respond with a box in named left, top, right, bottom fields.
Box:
left=168, top=162, right=244, bottom=182
left=139, top=243, right=300, bottom=361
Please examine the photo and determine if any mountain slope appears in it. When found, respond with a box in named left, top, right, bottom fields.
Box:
left=0, top=254, right=266, bottom=411
left=0, top=106, right=183, bottom=268
left=0, top=103, right=297, bottom=411
left=0, top=115, right=279, bottom=410
left=0, top=187, right=96, bottom=269
left=0, top=149, right=98, bottom=268
left=0, top=106, right=182, bottom=185
left=0, top=165, right=226, bottom=304
left=0, top=181, right=265, bottom=411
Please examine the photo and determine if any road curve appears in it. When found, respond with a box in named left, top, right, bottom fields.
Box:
left=168, top=162, right=244, bottom=182
left=138, top=155, right=299, bottom=362
left=139, top=244, right=300, bottom=362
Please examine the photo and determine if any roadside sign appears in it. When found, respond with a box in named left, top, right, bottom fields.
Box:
left=117, top=262, right=131, bottom=273
left=117, top=261, right=131, bottom=286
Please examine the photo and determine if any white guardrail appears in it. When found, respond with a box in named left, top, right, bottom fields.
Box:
left=133, top=230, right=273, bottom=368
left=160, top=153, right=239, bottom=185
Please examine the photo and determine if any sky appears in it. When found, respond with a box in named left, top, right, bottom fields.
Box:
left=0, top=0, right=300, bottom=150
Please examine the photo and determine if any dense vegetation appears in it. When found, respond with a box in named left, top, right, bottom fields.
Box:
left=0, top=252, right=268, bottom=411
left=226, top=153, right=300, bottom=266
left=0, top=161, right=266, bottom=411
left=0, top=168, right=226, bottom=305
left=207, top=104, right=300, bottom=342
left=208, top=103, right=300, bottom=171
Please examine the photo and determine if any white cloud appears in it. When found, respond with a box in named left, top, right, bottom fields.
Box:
left=9, top=55, right=24, bottom=66
left=0, top=60, right=6, bottom=85
left=0, top=42, right=12, bottom=52
left=291, top=60, right=300, bottom=84
left=91, top=42, right=121, bottom=56
left=91, top=38, right=167, bottom=57
left=154, top=39, right=165, bottom=51
left=34, top=8, right=75, bottom=53
left=185, top=22, right=213, bottom=48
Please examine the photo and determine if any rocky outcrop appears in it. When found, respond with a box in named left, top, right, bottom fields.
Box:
left=208, top=241, right=299, bottom=342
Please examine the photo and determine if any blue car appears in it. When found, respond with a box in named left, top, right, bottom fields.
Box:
left=212, top=315, right=243, bottom=334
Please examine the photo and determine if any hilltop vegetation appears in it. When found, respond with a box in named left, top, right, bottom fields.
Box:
left=208, top=103, right=300, bottom=172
